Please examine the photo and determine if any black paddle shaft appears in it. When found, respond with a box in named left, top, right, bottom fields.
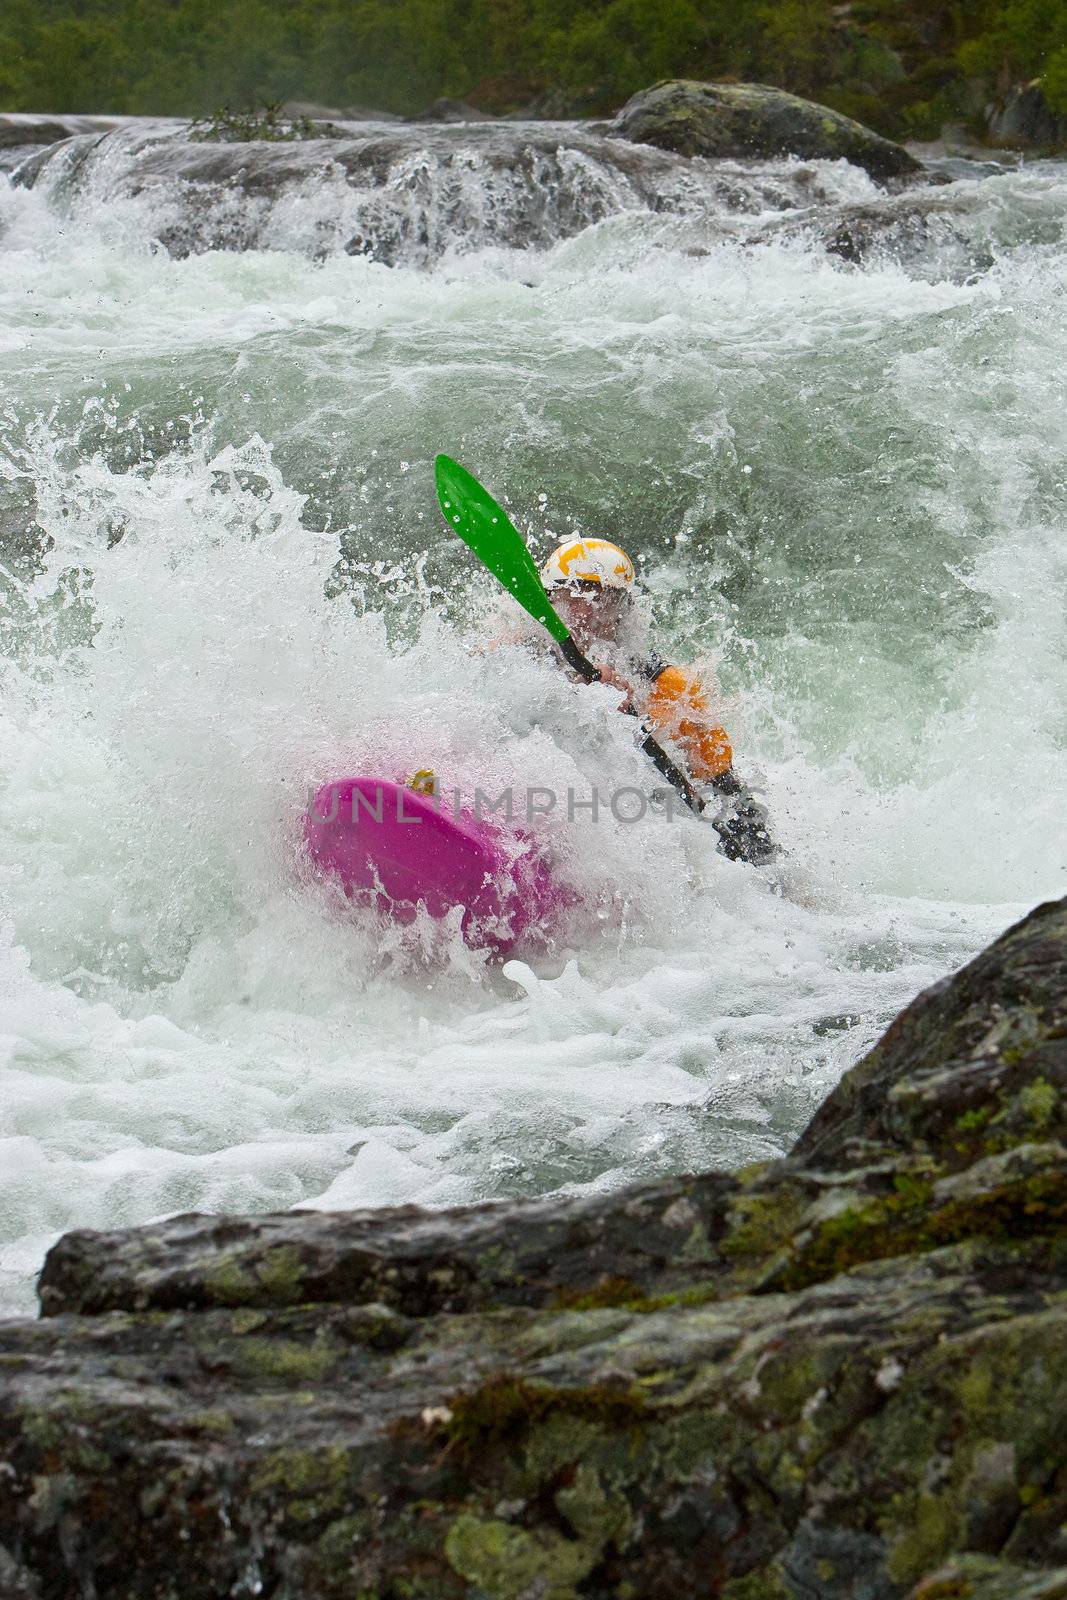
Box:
left=557, top=636, right=707, bottom=816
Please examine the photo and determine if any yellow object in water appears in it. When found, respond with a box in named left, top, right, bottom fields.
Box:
left=541, top=537, right=635, bottom=590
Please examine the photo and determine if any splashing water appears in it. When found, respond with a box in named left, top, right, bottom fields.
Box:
left=1, top=140, right=1064, bottom=1315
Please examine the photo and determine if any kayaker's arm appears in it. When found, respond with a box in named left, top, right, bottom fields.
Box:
left=593, top=662, right=637, bottom=707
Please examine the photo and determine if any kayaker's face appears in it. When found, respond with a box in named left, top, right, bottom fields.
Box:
left=554, top=584, right=629, bottom=648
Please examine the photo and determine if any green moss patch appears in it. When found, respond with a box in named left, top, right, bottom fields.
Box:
left=444, top=1372, right=647, bottom=1462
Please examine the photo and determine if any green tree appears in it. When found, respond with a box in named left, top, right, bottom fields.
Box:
left=1, top=0, right=1065, bottom=137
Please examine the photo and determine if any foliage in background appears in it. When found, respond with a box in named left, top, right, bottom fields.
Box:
left=0, top=0, right=1064, bottom=135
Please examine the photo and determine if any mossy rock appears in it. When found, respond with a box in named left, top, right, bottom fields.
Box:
left=5, top=895, right=1067, bottom=1596
left=610, top=79, right=922, bottom=180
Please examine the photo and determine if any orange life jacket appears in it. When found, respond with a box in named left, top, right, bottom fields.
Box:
left=640, top=660, right=733, bottom=782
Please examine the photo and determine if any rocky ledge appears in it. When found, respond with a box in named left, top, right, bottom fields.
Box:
left=2, top=896, right=1066, bottom=1598
left=6, top=83, right=928, bottom=266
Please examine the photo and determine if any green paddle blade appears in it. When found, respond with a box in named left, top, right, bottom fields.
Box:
left=435, top=454, right=570, bottom=644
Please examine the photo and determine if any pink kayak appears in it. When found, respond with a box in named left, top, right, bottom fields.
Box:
left=304, top=776, right=571, bottom=954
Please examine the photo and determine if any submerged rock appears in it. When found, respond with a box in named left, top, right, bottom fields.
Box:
left=3, top=895, right=1066, bottom=1596
left=754, top=189, right=994, bottom=279
left=610, top=79, right=922, bottom=181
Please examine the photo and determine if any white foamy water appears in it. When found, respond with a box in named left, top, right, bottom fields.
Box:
left=1, top=146, right=1064, bottom=1316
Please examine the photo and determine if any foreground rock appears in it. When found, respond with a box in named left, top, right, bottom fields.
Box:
left=610, top=79, right=922, bottom=181
left=2, top=896, right=1065, bottom=1597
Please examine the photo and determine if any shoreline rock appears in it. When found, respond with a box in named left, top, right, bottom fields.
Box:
left=988, top=81, right=1067, bottom=153
left=2, top=894, right=1065, bottom=1596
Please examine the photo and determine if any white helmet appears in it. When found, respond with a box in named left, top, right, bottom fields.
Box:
left=540, top=538, right=635, bottom=591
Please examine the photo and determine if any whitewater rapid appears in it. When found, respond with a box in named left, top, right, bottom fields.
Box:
left=1, top=139, right=1064, bottom=1315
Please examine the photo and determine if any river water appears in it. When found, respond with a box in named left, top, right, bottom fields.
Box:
left=1, top=127, right=1064, bottom=1315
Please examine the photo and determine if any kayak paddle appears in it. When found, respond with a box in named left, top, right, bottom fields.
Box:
left=434, top=454, right=706, bottom=816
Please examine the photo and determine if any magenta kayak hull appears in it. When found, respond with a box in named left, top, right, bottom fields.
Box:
left=304, top=777, right=569, bottom=953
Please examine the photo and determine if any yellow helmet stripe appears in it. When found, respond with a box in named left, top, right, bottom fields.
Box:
left=552, top=539, right=633, bottom=585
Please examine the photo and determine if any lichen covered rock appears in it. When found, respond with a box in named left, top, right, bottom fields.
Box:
left=610, top=79, right=922, bottom=180
left=793, top=894, right=1067, bottom=1175
left=2, top=896, right=1066, bottom=1597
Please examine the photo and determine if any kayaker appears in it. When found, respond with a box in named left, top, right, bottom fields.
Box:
left=539, top=537, right=776, bottom=865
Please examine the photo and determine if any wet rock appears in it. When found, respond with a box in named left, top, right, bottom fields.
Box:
left=8, top=102, right=973, bottom=272
left=610, top=79, right=922, bottom=181
left=0, top=112, right=126, bottom=174
left=753, top=189, right=994, bottom=280
left=36, top=1171, right=744, bottom=1317
left=6, top=1240, right=1067, bottom=1597
left=908, top=1555, right=1067, bottom=1597
left=3, top=895, right=1067, bottom=1597
left=792, top=894, right=1067, bottom=1175
left=7, top=120, right=749, bottom=266
left=0, top=112, right=124, bottom=150
left=988, top=81, right=1067, bottom=152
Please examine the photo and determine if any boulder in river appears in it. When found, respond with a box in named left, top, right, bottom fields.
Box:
left=610, top=79, right=922, bottom=181
left=754, top=189, right=993, bottom=280
left=2, top=894, right=1065, bottom=1595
